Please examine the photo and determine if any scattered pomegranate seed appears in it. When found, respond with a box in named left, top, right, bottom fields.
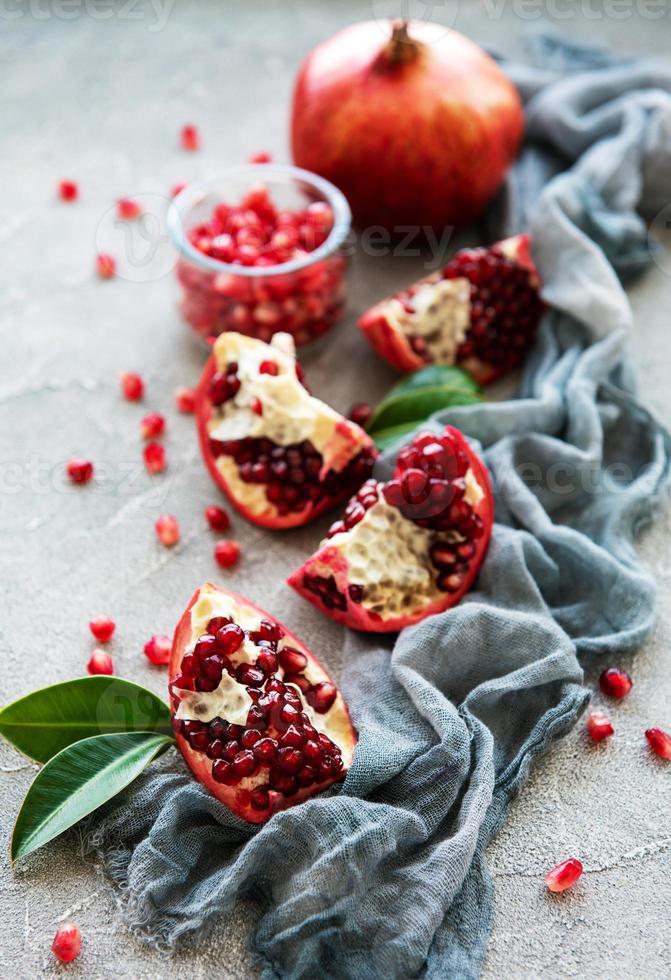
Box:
left=599, top=667, right=633, bottom=699
left=205, top=504, right=231, bottom=532
left=120, top=371, right=144, bottom=401
left=259, top=359, right=279, bottom=376
left=544, top=858, right=583, bottom=893
left=181, top=124, right=200, bottom=151
left=66, top=457, right=94, bottom=485
left=144, top=634, right=171, bottom=666
left=248, top=151, right=272, bottom=164
left=141, top=411, right=166, bottom=439
left=155, top=513, right=180, bottom=547
left=51, top=922, right=81, bottom=963
left=250, top=397, right=263, bottom=415
left=348, top=402, right=373, bottom=428
left=175, top=386, right=196, bottom=412
left=58, top=180, right=78, bottom=202
left=87, top=648, right=114, bottom=675
left=89, top=616, right=115, bottom=643
left=171, top=181, right=187, bottom=198
left=117, top=197, right=142, bottom=220
left=143, top=441, right=167, bottom=474
left=645, top=727, right=671, bottom=760
left=214, top=540, right=241, bottom=568
left=96, top=253, right=116, bottom=279
left=586, top=710, right=614, bottom=742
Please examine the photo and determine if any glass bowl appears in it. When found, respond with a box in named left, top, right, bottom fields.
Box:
left=167, top=164, right=352, bottom=346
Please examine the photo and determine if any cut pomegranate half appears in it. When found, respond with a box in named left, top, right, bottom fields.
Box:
left=195, top=332, right=378, bottom=529
left=288, top=426, right=493, bottom=632
left=169, top=583, right=357, bottom=823
left=358, top=233, right=544, bottom=385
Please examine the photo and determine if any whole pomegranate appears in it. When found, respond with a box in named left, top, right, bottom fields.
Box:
left=291, top=20, right=523, bottom=232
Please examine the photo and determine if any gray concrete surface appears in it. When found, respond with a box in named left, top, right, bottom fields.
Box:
left=1, top=1, right=670, bottom=977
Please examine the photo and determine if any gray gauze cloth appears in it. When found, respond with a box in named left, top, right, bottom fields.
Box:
left=84, top=34, right=671, bottom=980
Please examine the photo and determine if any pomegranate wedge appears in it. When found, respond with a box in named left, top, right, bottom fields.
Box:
left=196, top=332, right=377, bottom=529
left=359, top=233, right=544, bottom=384
left=288, top=427, right=493, bottom=632
left=169, top=584, right=357, bottom=823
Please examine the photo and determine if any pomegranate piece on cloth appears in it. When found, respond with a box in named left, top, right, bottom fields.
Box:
left=289, top=427, right=493, bottom=631
left=195, top=331, right=377, bottom=529
left=359, top=233, right=544, bottom=384
left=169, top=584, right=357, bottom=823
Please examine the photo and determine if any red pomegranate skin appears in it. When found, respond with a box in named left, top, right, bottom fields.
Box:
left=291, top=20, right=524, bottom=232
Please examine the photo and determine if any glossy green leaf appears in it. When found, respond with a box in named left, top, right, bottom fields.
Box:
left=0, top=677, right=173, bottom=763
left=388, top=364, right=482, bottom=398
left=11, top=732, right=173, bottom=862
left=368, top=386, right=483, bottom=436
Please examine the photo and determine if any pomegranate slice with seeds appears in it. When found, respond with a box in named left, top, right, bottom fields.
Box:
left=288, top=426, right=493, bottom=632
left=196, top=331, right=377, bottom=529
left=358, top=233, right=544, bottom=385
left=169, top=583, right=357, bottom=823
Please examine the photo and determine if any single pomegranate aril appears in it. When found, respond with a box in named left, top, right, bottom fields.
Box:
left=66, top=457, right=93, bottom=484
left=120, top=371, right=144, bottom=401
left=141, top=412, right=166, bottom=439
left=586, top=711, right=614, bottom=743
left=205, top=504, right=231, bottom=532
left=87, top=648, right=114, bottom=675
left=645, top=727, right=671, bottom=760
left=96, top=253, right=116, bottom=279
left=89, top=616, right=115, bottom=643
left=545, top=858, right=583, bottom=893
left=52, top=922, right=81, bottom=963
left=599, top=667, right=633, bottom=699
left=58, top=180, right=78, bottom=202
left=259, top=359, right=279, bottom=376
left=348, top=402, right=372, bottom=428
left=144, top=634, right=171, bottom=666
left=181, top=124, right=200, bottom=151
left=169, top=584, right=356, bottom=823
left=155, top=513, right=180, bottom=547
left=289, top=425, right=493, bottom=632
left=144, top=442, right=167, bottom=474
left=214, top=540, right=241, bottom=568
left=175, top=386, right=196, bottom=413
left=248, top=151, right=272, bottom=163
left=117, top=198, right=142, bottom=220
left=171, top=181, right=187, bottom=198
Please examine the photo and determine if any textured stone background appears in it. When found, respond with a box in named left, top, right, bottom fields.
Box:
left=1, top=1, right=670, bottom=977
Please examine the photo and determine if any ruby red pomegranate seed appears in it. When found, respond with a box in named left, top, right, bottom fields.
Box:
left=248, top=151, right=272, bottom=163
left=141, top=412, right=166, bottom=439
left=96, top=253, right=116, bottom=279
left=120, top=371, right=144, bottom=401
left=181, top=124, right=200, bottom=151
left=89, top=616, right=115, bottom=642
left=51, top=922, right=81, bottom=963
left=117, top=198, right=141, bottom=220
left=544, top=858, right=583, bottom=893
left=586, top=710, right=614, bottom=743
left=348, top=402, right=372, bottom=428
left=58, top=180, right=78, bottom=202
left=171, top=181, right=187, bottom=198
left=259, top=359, right=279, bottom=375
left=144, top=441, right=167, bottom=474
left=66, top=457, right=94, bottom=484
left=599, top=667, right=633, bottom=699
left=175, top=386, right=196, bottom=412
left=645, top=727, right=671, bottom=760
left=155, top=513, right=180, bottom=547
left=214, top=540, right=241, bottom=568
left=144, top=634, right=171, bottom=666
left=205, top=504, right=231, bottom=532
left=87, top=648, right=114, bottom=675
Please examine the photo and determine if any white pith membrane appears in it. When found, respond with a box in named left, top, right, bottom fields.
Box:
left=383, top=277, right=471, bottom=364
left=318, top=468, right=484, bottom=619
left=172, top=586, right=354, bottom=769
left=207, top=332, right=366, bottom=516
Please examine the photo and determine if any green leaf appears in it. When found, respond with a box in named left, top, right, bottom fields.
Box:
left=11, top=732, right=173, bottom=862
left=367, top=365, right=483, bottom=438
left=371, top=422, right=423, bottom=452
left=0, top=677, right=173, bottom=764
left=387, top=364, right=482, bottom=398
